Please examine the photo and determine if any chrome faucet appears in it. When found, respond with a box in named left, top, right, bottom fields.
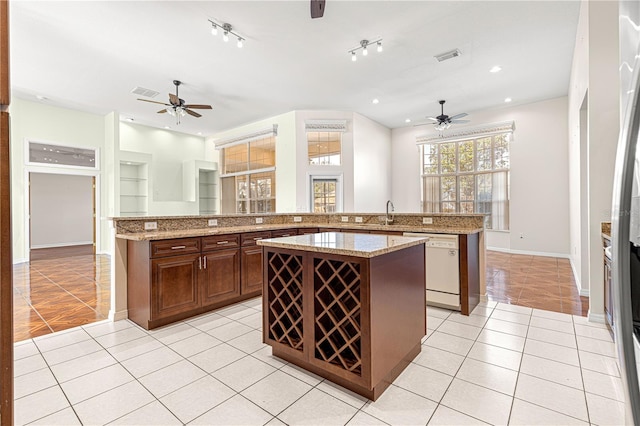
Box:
left=385, top=200, right=395, bottom=225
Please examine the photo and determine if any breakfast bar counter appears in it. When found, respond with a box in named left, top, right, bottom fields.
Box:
left=258, top=232, right=427, bottom=400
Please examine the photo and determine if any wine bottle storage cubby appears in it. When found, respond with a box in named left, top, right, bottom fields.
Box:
left=313, top=259, right=362, bottom=375
left=266, top=252, right=304, bottom=351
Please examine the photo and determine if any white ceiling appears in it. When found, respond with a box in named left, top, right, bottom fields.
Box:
left=9, top=1, right=580, bottom=136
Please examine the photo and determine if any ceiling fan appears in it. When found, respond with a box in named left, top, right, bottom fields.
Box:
left=137, top=80, right=212, bottom=124
left=311, top=0, right=325, bottom=18
left=416, top=100, right=469, bottom=131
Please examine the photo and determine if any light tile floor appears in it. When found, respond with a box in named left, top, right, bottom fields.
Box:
left=13, top=298, right=625, bottom=425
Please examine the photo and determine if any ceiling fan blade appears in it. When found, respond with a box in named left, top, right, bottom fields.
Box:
left=169, top=93, right=180, bottom=106
left=426, top=117, right=439, bottom=122
left=185, top=109, right=202, bottom=118
left=451, top=119, right=470, bottom=123
left=137, top=98, right=170, bottom=106
left=448, top=112, right=468, bottom=120
left=412, top=122, right=430, bottom=127
left=157, top=109, right=167, bottom=114
left=184, top=104, right=212, bottom=110
left=311, top=0, right=325, bottom=18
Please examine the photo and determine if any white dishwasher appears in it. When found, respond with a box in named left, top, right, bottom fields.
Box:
left=403, top=233, right=460, bottom=311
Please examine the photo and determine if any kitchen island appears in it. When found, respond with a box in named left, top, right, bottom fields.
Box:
left=258, top=232, right=427, bottom=400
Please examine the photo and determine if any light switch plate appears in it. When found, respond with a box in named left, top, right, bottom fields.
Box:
left=341, top=216, right=349, bottom=222
left=422, top=217, right=433, bottom=225
left=208, top=219, right=218, bottom=227
left=144, top=221, right=157, bottom=230
left=293, top=216, right=302, bottom=223
left=355, top=217, right=363, bottom=223
left=256, top=217, right=264, bottom=224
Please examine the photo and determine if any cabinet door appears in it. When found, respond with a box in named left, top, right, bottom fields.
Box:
left=241, top=245, right=264, bottom=295
left=151, top=254, right=201, bottom=320
left=202, top=248, right=240, bottom=307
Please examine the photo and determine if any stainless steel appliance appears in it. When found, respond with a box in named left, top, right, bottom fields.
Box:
left=403, top=233, right=460, bottom=310
left=611, top=2, right=640, bottom=422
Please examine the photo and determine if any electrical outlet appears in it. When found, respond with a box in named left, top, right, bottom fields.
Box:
left=422, top=217, right=433, bottom=225
left=355, top=217, right=363, bottom=223
left=293, top=216, right=302, bottom=223
left=341, top=216, right=349, bottom=222
left=144, top=222, right=157, bottom=231
left=255, top=217, right=264, bottom=224
left=208, top=219, right=218, bottom=227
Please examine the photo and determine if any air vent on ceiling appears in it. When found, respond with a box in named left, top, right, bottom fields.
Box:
left=434, top=48, right=462, bottom=62
left=130, top=86, right=160, bottom=98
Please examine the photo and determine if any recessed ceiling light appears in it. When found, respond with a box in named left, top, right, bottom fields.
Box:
left=504, top=97, right=512, bottom=103
left=36, top=95, right=48, bottom=101
left=125, top=118, right=134, bottom=122
left=197, top=132, right=203, bottom=136
left=164, top=126, right=171, bottom=129
left=405, top=119, right=411, bottom=123
left=372, top=98, right=379, bottom=104
left=490, top=65, right=502, bottom=73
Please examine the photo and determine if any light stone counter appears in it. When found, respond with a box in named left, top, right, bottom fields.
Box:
left=115, top=223, right=483, bottom=241
left=257, top=232, right=429, bottom=258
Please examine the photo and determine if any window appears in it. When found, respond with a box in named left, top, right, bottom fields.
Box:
left=28, top=141, right=97, bottom=168
left=219, top=135, right=276, bottom=214
left=421, top=133, right=510, bottom=230
left=311, top=177, right=340, bottom=213
left=307, top=132, right=341, bottom=165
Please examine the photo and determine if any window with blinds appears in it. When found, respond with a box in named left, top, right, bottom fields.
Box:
left=420, top=132, right=510, bottom=230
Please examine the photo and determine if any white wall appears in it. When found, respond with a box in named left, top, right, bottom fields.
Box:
left=30, top=173, right=93, bottom=248
left=568, top=0, right=619, bottom=314
left=391, top=97, right=571, bottom=256
left=9, top=97, right=107, bottom=262
left=119, top=122, right=210, bottom=216
left=353, top=113, right=392, bottom=212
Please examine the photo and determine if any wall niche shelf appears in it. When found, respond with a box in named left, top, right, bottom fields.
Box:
left=183, top=160, right=219, bottom=215
left=119, top=151, right=152, bottom=217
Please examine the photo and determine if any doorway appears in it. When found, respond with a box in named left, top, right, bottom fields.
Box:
left=29, top=172, right=95, bottom=260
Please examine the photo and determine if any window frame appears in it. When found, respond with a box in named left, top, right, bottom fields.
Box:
left=309, top=174, right=343, bottom=213
left=306, top=131, right=343, bottom=166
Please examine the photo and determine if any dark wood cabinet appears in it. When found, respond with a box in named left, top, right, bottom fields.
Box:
left=151, top=254, right=201, bottom=320
left=202, top=248, right=240, bottom=307
left=271, top=228, right=298, bottom=238
left=241, top=232, right=270, bottom=296
left=299, top=228, right=320, bottom=235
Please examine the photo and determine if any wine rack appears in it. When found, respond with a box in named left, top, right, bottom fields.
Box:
left=266, top=252, right=304, bottom=351
left=313, top=258, right=362, bottom=375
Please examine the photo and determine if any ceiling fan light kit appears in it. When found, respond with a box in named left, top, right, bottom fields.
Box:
left=137, top=80, right=212, bottom=125
left=349, top=38, right=383, bottom=61
left=208, top=19, right=244, bottom=48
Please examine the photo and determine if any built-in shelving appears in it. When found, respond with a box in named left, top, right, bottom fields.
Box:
left=120, top=162, right=148, bottom=216
left=199, top=169, right=218, bottom=215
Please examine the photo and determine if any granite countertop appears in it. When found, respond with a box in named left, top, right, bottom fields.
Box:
left=257, top=232, right=429, bottom=258
left=115, top=223, right=484, bottom=241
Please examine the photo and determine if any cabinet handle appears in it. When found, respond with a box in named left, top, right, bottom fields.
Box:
left=216, top=241, right=229, bottom=245
left=253, top=237, right=263, bottom=241
left=204, top=256, right=207, bottom=269
left=171, top=245, right=186, bottom=250
left=199, top=257, right=202, bottom=270
left=280, top=234, right=291, bottom=237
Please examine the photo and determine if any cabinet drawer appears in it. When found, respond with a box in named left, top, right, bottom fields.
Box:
left=241, top=231, right=272, bottom=246
left=202, top=234, right=240, bottom=251
left=150, top=238, right=201, bottom=258
left=271, top=229, right=298, bottom=238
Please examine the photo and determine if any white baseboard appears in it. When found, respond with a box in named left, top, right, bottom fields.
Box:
left=486, top=246, right=570, bottom=259
left=31, top=241, right=93, bottom=249
left=480, top=294, right=489, bottom=303
left=109, top=309, right=128, bottom=322
left=588, top=311, right=606, bottom=324
left=568, top=258, right=589, bottom=297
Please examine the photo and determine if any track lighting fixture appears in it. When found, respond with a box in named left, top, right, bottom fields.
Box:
left=208, top=19, right=244, bottom=48
left=348, top=38, right=383, bottom=61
